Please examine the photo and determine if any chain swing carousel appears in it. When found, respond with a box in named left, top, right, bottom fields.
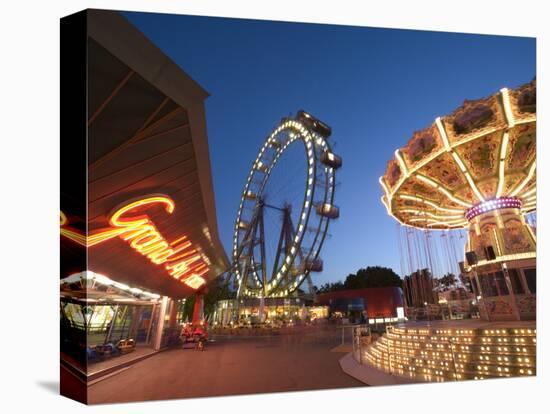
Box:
left=380, top=80, right=536, bottom=322
left=351, top=81, right=537, bottom=386
left=214, top=111, right=342, bottom=326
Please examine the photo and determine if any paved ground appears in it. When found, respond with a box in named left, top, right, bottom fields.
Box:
left=88, top=327, right=364, bottom=404
left=88, top=346, right=157, bottom=375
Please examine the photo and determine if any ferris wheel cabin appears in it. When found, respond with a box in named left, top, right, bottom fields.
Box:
left=316, top=202, right=340, bottom=219
left=321, top=150, right=343, bottom=169
left=297, top=110, right=332, bottom=138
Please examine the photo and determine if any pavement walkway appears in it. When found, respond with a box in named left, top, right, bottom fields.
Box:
left=87, top=327, right=364, bottom=404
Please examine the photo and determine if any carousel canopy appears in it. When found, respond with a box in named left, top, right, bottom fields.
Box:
left=380, top=80, right=536, bottom=230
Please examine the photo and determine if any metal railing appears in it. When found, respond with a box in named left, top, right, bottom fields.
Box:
left=349, top=324, right=370, bottom=364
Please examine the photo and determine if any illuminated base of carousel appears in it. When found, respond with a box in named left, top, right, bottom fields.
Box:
left=344, top=320, right=536, bottom=385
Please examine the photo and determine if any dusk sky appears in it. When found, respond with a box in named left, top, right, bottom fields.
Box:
left=124, top=11, right=535, bottom=287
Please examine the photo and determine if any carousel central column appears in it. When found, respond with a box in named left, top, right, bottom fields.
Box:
left=465, top=197, right=536, bottom=321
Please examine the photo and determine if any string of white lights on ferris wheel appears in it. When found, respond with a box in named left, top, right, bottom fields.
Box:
left=233, top=120, right=316, bottom=297
left=231, top=115, right=340, bottom=298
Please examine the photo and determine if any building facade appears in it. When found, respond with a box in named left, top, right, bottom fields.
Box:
left=60, top=10, right=229, bottom=392
left=316, top=287, right=404, bottom=322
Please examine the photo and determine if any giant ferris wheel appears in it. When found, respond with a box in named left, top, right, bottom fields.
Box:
left=230, top=111, right=342, bottom=299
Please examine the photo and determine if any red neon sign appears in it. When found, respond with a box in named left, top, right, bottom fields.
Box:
left=61, top=196, right=208, bottom=289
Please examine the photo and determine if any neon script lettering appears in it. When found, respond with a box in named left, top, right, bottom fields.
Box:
left=60, top=196, right=207, bottom=289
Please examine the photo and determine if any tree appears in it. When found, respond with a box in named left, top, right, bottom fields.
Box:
left=318, top=281, right=345, bottom=293
left=204, top=276, right=234, bottom=316
left=317, top=266, right=402, bottom=293
left=182, top=275, right=234, bottom=320
left=344, top=266, right=402, bottom=289
left=438, top=273, right=457, bottom=289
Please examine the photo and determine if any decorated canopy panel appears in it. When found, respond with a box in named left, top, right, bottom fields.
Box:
left=380, top=80, right=536, bottom=229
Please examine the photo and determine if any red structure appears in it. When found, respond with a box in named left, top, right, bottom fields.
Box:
left=316, top=287, right=404, bottom=318
left=192, top=293, right=205, bottom=324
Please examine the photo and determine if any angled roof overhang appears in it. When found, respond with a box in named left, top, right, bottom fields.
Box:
left=61, top=10, right=229, bottom=299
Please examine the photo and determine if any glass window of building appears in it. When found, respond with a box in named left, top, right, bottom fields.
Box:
left=508, top=269, right=525, bottom=294
left=480, top=273, right=498, bottom=297
left=494, top=271, right=509, bottom=296
left=524, top=268, right=536, bottom=293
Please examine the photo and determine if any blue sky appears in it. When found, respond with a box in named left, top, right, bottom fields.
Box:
left=124, top=11, right=535, bottom=286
